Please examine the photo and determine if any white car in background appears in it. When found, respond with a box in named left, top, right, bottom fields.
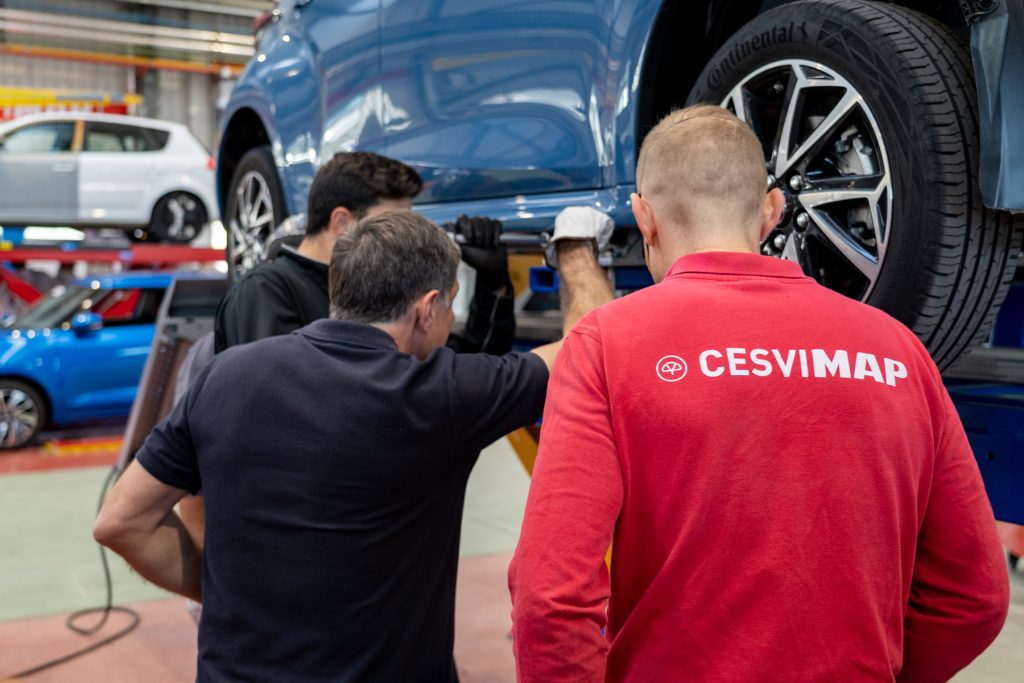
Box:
left=0, top=112, right=217, bottom=243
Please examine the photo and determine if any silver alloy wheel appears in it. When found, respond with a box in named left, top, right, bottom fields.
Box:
left=0, top=386, right=39, bottom=449
left=231, top=170, right=277, bottom=272
left=722, top=59, right=893, bottom=300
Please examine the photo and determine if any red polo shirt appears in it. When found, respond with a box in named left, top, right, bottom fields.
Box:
left=509, top=252, right=1008, bottom=682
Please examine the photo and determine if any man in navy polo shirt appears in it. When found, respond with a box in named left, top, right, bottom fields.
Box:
left=94, top=208, right=614, bottom=682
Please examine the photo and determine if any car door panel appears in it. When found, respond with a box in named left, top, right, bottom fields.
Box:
left=79, top=151, right=144, bottom=223
left=78, top=152, right=151, bottom=224
left=57, top=288, right=159, bottom=420
left=59, top=325, right=154, bottom=420
left=0, top=121, right=79, bottom=224
left=379, top=0, right=614, bottom=204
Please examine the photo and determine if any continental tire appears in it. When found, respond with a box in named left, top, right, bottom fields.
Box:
left=688, top=0, right=1023, bottom=370
left=225, top=146, right=288, bottom=276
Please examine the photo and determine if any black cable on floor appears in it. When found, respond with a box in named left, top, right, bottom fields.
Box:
left=8, top=465, right=142, bottom=679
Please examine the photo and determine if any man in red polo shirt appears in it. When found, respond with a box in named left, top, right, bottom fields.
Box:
left=509, top=105, right=1009, bottom=682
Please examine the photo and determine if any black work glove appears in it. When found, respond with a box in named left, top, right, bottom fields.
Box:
left=451, top=215, right=510, bottom=293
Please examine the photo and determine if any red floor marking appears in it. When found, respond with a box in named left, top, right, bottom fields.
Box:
left=0, top=436, right=122, bottom=475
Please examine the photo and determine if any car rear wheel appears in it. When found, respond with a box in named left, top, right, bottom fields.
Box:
left=225, top=146, right=287, bottom=276
left=0, top=380, right=46, bottom=450
left=147, top=192, right=208, bottom=244
left=688, top=0, right=1023, bottom=370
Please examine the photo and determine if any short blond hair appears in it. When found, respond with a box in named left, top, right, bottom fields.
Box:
left=636, top=105, right=767, bottom=229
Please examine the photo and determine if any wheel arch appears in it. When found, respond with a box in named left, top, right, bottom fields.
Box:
left=635, top=0, right=971, bottom=156
left=217, top=107, right=272, bottom=218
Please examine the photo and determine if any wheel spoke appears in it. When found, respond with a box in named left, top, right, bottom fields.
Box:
left=776, top=88, right=860, bottom=178
left=771, top=66, right=802, bottom=175
left=799, top=171, right=890, bottom=251
left=235, top=186, right=251, bottom=229
left=725, top=84, right=750, bottom=124
left=780, top=232, right=801, bottom=263
left=807, top=211, right=880, bottom=283
left=253, top=212, right=274, bottom=229
left=798, top=185, right=879, bottom=210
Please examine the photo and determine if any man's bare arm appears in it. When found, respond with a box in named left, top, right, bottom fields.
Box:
left=558, top=242, right=614, bottom=334
left=178, top=495, right=206, bottom=551
left=93, top=460, right=202, bottom=602
left=530, top=240, right=614, bottom=369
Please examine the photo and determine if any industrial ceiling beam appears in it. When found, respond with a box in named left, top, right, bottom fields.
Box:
left=119, top=0, right=274, bottom=19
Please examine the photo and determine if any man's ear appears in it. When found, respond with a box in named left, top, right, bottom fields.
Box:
left=631, top=193, right=657, bottom=246
left=328, top=206, right=358, bottom=237
left=760, top=188, right=786, bottom=242
left=412, top=289, right=442, bottom=335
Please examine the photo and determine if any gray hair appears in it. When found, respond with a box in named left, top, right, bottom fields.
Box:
left=328, top=210, right=461, bottom=324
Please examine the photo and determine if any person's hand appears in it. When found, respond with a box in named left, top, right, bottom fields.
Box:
left=452, top=215, right=510, bottom=293
left=545, top=206, right=614, bottom=268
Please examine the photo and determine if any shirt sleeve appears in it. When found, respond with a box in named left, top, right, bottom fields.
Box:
left=898, top=392, right=1010, bottom=681
left=135, top=357, right=219, bottom=495
left=448, top=350, right=548, bottom=453
left=214, top=271, right=302, bottom=353
left=508, top=322, right=622, bottom=683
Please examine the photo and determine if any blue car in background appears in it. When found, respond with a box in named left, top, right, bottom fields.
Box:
left=218, top=0, right=1023, bottom=370
left=0, top=272, right=209, bottom=450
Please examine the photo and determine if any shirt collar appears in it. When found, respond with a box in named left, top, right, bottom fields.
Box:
left=301, top=319, right=399, bottom=350
left=279, top=244, right=329, bottom=276
left=664, top=251, right=811, bottom=281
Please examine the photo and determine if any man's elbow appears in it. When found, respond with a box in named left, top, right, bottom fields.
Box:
left=978, top=576, right=1011, bottom=643
left=950, top=565, right=1012, bottom=658
left=92, top=510, right=133, bottom=553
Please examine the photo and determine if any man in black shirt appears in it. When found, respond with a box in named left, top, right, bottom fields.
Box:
left=94, top=209, right=614, bottom=682
left=215, top=151, right=514, bottom=354
left=183, top=153, right=514, bottom=578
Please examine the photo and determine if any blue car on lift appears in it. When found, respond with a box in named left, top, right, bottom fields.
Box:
left=218, top=0, right=1023, bottom=371
left=0, top=271, right=211, bottom=450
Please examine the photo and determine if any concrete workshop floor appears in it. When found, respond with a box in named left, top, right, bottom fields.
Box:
left=0, top=436, right=1021, bottom=682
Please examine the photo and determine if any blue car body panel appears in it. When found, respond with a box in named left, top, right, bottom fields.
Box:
left=219, top=0, right=1024, bottom=226
left=220, top=0, right=662, bottom=229
left=56, top=324, right=154, bottom=422
left=0, top=272, right=218, bottom=428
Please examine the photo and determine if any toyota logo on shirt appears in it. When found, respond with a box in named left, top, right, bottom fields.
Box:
left=656, top=355, right=688, bottom=382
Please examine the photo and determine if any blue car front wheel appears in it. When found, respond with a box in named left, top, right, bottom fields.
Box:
left=0, top=379, right=46, bottom=451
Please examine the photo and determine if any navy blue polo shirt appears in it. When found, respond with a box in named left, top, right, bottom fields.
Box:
left=136, top=319, right=548, bottom=682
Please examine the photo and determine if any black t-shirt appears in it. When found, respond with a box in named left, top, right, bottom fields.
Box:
left=214, top=246, right=329, bottom=354
left=214, top=245, right=515, bottom=355
left=136, top=320, right=548, bottom=682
